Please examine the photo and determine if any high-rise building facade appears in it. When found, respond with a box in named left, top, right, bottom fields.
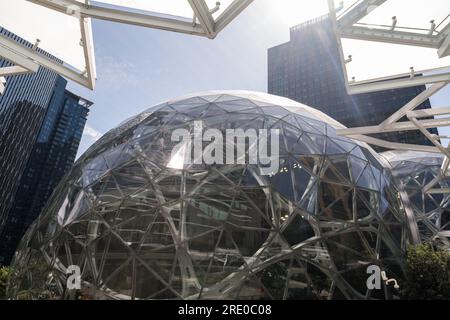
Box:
left=0, top=28, right=92, bottom=265
left=268, top=16, right=437, bottom=147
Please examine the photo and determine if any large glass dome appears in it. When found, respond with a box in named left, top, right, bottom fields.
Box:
left=382, top=150, right=450, bottom=250
left=8, top=91, right=414, bottom=300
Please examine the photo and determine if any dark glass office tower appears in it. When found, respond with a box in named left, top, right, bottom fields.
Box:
left=0, top=28, right=92, bottom=265
left=268, top=16, right=437, bottom=147
left=0, top=28, right=60, bottom=235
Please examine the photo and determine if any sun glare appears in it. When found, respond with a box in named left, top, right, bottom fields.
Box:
left=269, top=0, right=329, bottom=28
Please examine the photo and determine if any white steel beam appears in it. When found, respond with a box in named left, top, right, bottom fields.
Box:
left=29, top=0, right=206, bottom=37
left=409, top=117, right=450, bottom=157
left=347, top=74, right=450, bottom=94
left=406, top=107, right=450, bottom=118
left=328, top=0, right=352, bottom=91
left=341, top=26, right=441, bottom=49
left=437, top=22, right=450, bottom=41
left=79, top=4, right=205, bottom=36
left=80, top=17, right=96, bottom=89
left=380, top=82, right=448, bottom=127
left=0, top=66, right=32, bottom=77
left=337, top=117, right=450, bottom=136
left=0, top=33, right=91, bottom=89
left=438, top=33, right=450, bottom=58
left=337, top=0, right=387, bottom=28
left=31, top=0, right=255, bottom=39
left=0, top=42, right=40, bottom=73
left=0, top=78, right=5, bottom=95
left=337, top=84, right=450, bottom=138
left=348, top=134, right=440, bottom=153
left=188, top=0, right=215, bottom=38
left=214, top=0, right=254, bottom=36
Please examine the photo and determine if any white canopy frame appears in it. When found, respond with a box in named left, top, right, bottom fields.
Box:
left=328, top=0, right=450, bottom=94
left=0, top=0, right=254, bottom=91
left=328, top=0, right=450, bottom=195
left=0, top=0, right=97, bottom=89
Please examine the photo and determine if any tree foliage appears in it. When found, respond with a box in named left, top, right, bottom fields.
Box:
left=0, top=266, right=12, bottom=300
left=401, top=244, right=450, bottom=300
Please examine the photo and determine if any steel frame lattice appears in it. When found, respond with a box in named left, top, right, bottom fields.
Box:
left=8, top=91, right=416, bottom=300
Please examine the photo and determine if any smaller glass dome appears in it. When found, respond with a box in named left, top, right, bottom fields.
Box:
left=382, top=150, right=450, bottom=249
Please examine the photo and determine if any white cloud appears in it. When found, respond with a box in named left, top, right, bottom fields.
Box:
left=95, top=52, right=141, bottom=89
left=83, top=124, right=103, bottom=142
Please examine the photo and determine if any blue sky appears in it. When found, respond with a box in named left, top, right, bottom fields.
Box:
left=67, top=0, right=450, bottom=157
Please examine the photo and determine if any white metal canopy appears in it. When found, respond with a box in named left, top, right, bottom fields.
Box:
left=328, top=0, right=450, bottom=195
left=0, top=0, right=96, bottom=89
left=0, top=0, right=254, bottom=90
left=329, top=0, right=450, bottom=94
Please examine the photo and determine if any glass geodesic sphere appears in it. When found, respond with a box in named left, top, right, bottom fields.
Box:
left=9, top=91, right=412, bottom=300
left=382, top=150, right=450, bottom=249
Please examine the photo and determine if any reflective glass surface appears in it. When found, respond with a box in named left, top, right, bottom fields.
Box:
left=383, top=150, right=450, bottom=250
left=8, top=91, right=410, bottom=300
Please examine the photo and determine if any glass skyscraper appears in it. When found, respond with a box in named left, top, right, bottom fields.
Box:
left=268, top=16, right=437, bottom=148
left=0, top=28, right=92, bottom=265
